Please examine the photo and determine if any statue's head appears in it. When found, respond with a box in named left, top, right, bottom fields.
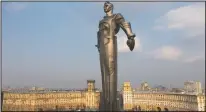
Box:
left=104, top=1, right=113, bottom=13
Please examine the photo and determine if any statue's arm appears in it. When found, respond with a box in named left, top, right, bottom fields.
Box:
left=95, top=31, right=100, bottom=52
left=115, top=13, right=136, bottom=39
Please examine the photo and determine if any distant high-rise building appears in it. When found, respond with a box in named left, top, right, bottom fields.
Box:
left=30, top=87, right=38, bottom=91
left=140, top=82, right=150, bottom=91
left=152, top=85, right=168, bottom=92
left=184, top=81, right=195, bottom=92
left=195, top=81, right=202, bottom=94
left=87, top=80, right=95, bottom=92
left=184, top=81, right=202, bottom=94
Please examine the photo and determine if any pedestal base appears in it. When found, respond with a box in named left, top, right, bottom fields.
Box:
left=99, top=92, right=121, bottom=111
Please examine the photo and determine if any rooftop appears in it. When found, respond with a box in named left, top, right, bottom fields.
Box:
left=3, top=88, right=100, bottom=94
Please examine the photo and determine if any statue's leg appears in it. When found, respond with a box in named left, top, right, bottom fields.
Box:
left=113, top=37, right=118, bottom=111
left=100, top=37, right=111, bottom=111
left=103, top=45, right=111, bottom=111
left=111, top=37, right=118, bottom=111
left=105, top=37, right=118, bottom=111
left=99, top=53, right=107, bottom=110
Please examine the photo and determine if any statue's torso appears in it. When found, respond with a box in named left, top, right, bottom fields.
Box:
left=99, top=14, right=120, bottom=37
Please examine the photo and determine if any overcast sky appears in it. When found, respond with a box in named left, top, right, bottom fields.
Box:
left=2, top=2, right=205, bottom=89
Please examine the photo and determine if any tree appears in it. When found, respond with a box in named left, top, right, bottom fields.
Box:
left=55, top=105, right=58, bottom=111
left=138, top=106, right=141, bottom=111
left=38, top=108, right=43, bottom=111
left=157, top=107, right=161, bottom=112
left=164, top=108, right=169, bottom=111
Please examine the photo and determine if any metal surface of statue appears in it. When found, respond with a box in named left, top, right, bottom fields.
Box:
left=95, top=1, right=136, bottom=111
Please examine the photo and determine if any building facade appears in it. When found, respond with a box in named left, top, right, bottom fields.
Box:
left=122, top=82, right=205, bottom=111
left=2, top=80, right=100, bottom=111
left=197, top=94, right=205, bottom=111
left=3, top=81, right=205, bottom=111
left=122, top=82, right=133, bottom=110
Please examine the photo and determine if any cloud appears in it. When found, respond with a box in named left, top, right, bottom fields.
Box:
left=154, top=3, right=205, bottom=38
left=150, top=46, right=182, bottom=60
left=3, top=2, right=28, bottom=13
left=183, top=55, right=205, bottom=63
left=117, top=33, right=142, bottom=53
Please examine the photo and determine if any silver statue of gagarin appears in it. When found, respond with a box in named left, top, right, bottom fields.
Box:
left=95, top=1, right=136, bottom=111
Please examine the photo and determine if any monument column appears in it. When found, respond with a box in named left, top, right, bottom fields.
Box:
left=96, top=1, right=135, bottom=111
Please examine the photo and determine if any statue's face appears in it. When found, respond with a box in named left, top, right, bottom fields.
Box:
left=104, top=2, right=113, bottom=13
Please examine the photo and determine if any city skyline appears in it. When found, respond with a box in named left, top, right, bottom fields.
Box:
left=2, top=2, right=205, bottom=89
left=2, top=80, right=204, bottom=90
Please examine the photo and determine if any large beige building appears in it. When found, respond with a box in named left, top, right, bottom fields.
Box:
left=2, top=80, right=100, bottom=111
left=3, top=81, right=205, bottom=111
left=197, top=94, right=205, bottom=111
left=122, top=82, right=205, bottom=111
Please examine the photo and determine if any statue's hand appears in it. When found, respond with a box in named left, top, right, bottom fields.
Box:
left=127, top=38, right=135, bottom=51
left=126, top=33, right=135, bottom=51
